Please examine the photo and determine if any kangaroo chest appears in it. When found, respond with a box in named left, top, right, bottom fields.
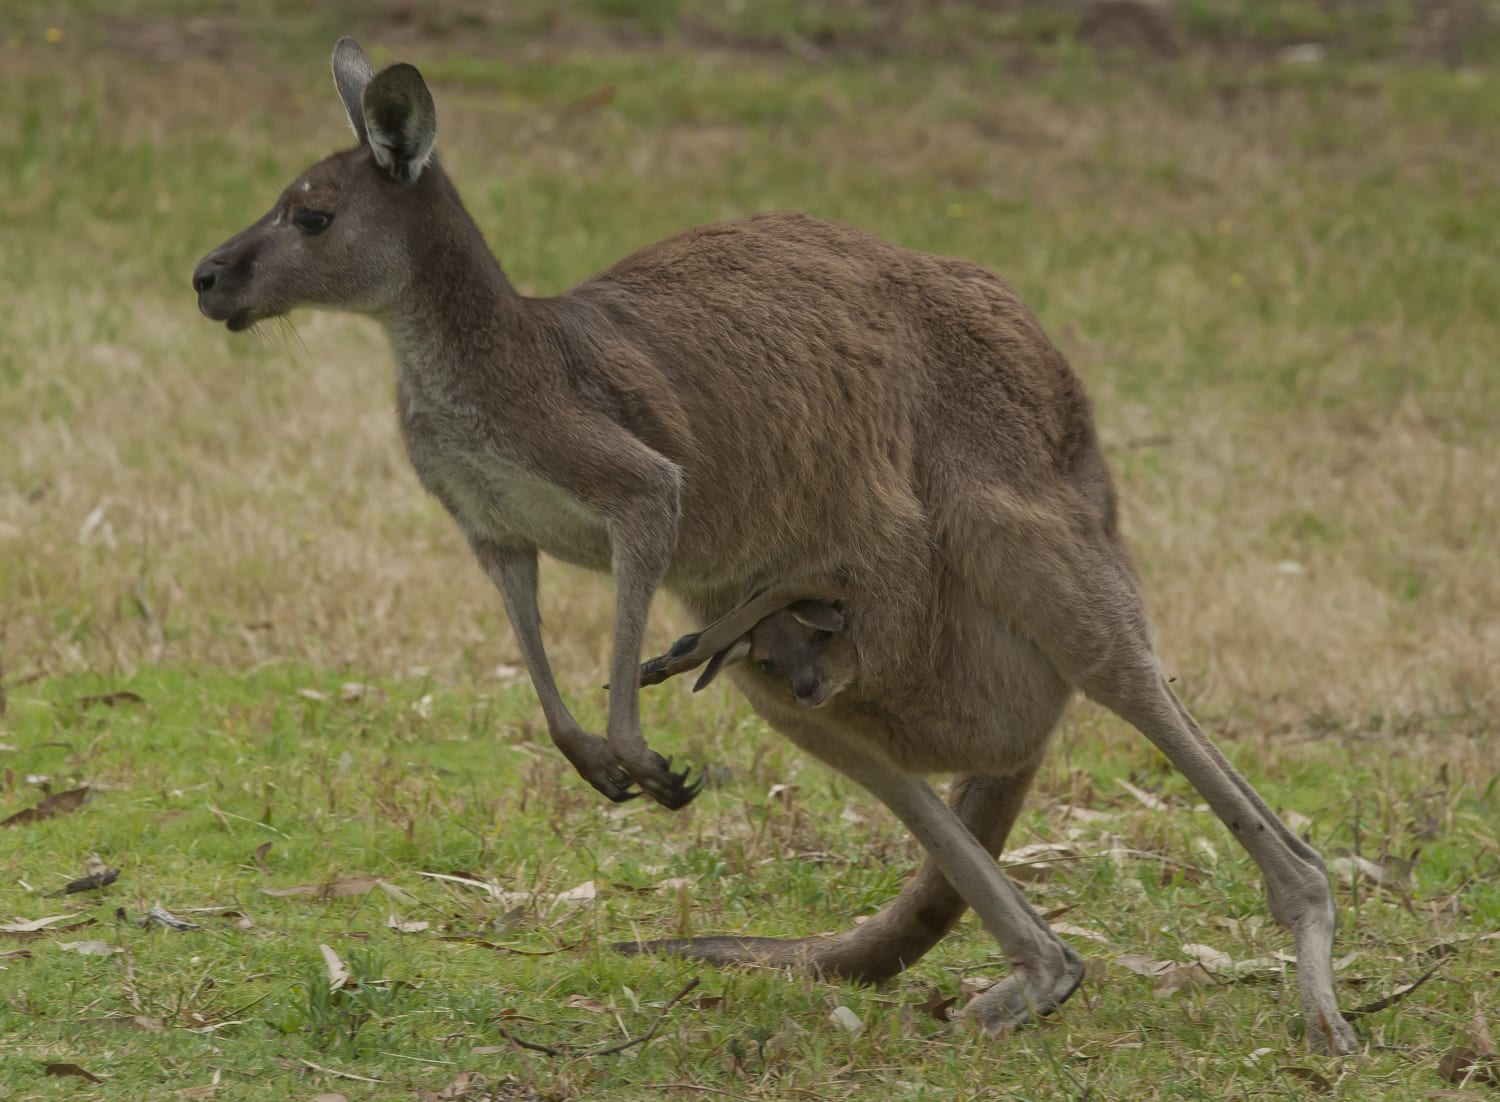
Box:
left=395, top=375, right=613, bottom=569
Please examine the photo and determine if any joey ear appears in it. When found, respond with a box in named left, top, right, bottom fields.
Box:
left=693, top=638, right=751, bottom=692
left=332, top=37, right=375, bottom=143
left=786, top=600, right=845, bottom=632
left=362, top=63, right=437, bottom=184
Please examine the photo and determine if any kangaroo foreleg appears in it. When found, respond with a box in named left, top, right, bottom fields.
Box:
left=472, top=539, right=639, bottom=802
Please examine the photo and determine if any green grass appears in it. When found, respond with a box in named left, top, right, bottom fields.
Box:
left=2, top=1, right=1499, bottom=1098
left=3, top=668, right=1496, bottom=1100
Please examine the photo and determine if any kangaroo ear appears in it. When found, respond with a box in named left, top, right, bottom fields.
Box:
left=693, top=638, right=752, bottom=692
left=331, top=37, right=375, bottom=143
left=362, top=63, right=437, bottom=183
left=786, top=600, right=845, bottom=632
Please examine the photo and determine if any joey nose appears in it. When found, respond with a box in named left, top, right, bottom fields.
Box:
left=792, top=676, right=825, bottom=707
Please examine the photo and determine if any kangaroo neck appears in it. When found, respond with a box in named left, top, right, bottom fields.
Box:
left=380, top=166, right=527, bottom=383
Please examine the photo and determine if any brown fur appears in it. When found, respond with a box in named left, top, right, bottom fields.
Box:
left=191, top=39, right=1356, bottom=1053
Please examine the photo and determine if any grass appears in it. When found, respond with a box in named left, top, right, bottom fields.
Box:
left=2, top=2, right=1498, bottom=1099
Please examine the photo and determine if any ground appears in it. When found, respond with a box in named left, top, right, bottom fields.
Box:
left=1, top=2, right=1497, bottom=1100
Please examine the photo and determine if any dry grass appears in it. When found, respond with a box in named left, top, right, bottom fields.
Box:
left=3, top=29, right=1495, bottom=742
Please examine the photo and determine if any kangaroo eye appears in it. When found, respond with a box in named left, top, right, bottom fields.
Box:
left=811, top=631, right=832, bottom=645
left=755, top=660, right=775, bottom=674
left=293, top=209, right=333, bottom=236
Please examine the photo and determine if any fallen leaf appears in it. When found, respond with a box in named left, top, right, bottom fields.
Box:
left=177, top=1081, right=219, bottom=1100
left=387, top=914, right=430, bottom=934
left=320, top=944, right=349, bottom=991
left=1180, top=943, right=1233, bottom=969
left=1055, top=923, right=1110, bottom=944
left=436, top=937, right=565, bottom=956
left=0, top=914, right=92, bottom=934
left=1, top=786, right=91, bottom=827
left=0, top=948, right=34, bottom=960
left=564, top=994, right=607, bottom=1013
left=1113, top=954, right=1212, bottom=995
left=1329, top=852, right=1415, bottom=890
left=1438, top=1046, right=1499, bottom=1087
left=89, top=1014, right=167, bottom=1032
left=262, top=875, right=385, bottom=899
left=45, top=1062, right=102, bottom=1083
left=829, top=1005, right=863, bottom=1034
left=1000, top=841, right=1078, bottom=882
left=339, top=682, right=383, bottom=702
left=1346, top=961, right=1444, bottom=1018
left=295, top=688, right=331, bottom=702
left=76, top=691, right=145, bottom=709
left=417, top=871, right=501, bottom=896
left=140, top=905, right=201, bottom=931
left=1425, top=931, right=1500, bottom=960
left=59, top=940, right=118, bottom=956
left=50, top=867, right=120, bottom=896
left=1471, top=1013, right=1497, bottom=1055
left=1058, top=803, right=1116, bottom=823
left=1113, top=954, right=1178, bottom=977
left=291, top=1059, right=382, bottom=1084
left=418, top=1070, right=483, bottom=1101
left=1118, top=778, right=1168, bottom=810
left=310, top=1095, right=350, bottom=1102
left=913, top=986, right=957, bottom=1022
left=253, top=841, right=273, bottom=875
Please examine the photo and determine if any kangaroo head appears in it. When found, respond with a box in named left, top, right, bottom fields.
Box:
left=192, top=39, right=438, bottom=330
left=694, top=601, right=857, bottom=708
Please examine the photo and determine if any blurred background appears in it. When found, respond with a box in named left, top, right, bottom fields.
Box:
left=3, top=0, right=1497, bottom=738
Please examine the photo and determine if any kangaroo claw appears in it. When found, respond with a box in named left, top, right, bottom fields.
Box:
left=631, top=751, right=702, bottom=810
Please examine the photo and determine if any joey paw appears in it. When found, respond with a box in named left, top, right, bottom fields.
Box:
left=639, top=635, right=706, bottom=687
left=666, top=631, right=701, bottom=659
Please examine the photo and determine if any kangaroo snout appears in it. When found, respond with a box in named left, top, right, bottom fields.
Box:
left=193, top=244, right=257, bottom=329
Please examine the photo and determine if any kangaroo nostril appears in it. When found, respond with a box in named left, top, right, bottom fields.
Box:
left=193, top=270, right=216, bottom=294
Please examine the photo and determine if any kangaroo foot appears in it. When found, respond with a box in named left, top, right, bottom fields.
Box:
left=552, top=727, right=640, bottom=803
left=1307, top=1001, right=1358, bottom=1056
left=962, top=945, right=1086, bottom=1036
left=620, top=750, right=702, bottom=810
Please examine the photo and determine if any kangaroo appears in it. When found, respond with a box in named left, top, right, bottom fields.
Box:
left=191, top=38, right=1356, bottom=1053
left=649, top=597, right=857, bottom=707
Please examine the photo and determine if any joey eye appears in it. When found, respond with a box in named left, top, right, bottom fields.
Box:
left=811, top=630, right=832, bottom=645
left=755, top=660, right=775, bottom=675
left=293, top=209, right=333, bottom=236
